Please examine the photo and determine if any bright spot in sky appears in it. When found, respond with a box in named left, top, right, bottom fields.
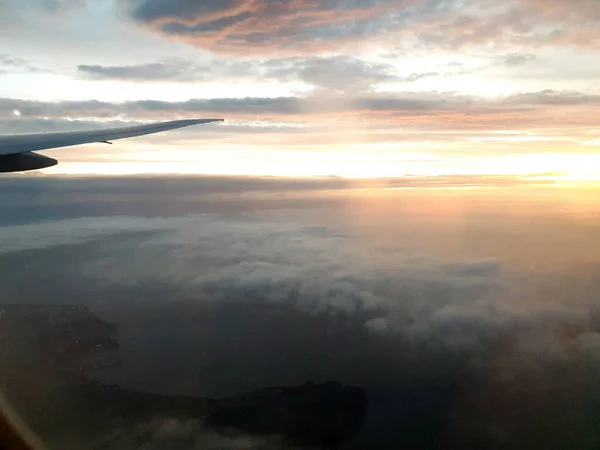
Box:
left=13, top=110, right=21, bottom=116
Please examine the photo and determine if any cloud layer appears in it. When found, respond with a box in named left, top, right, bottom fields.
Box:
left=4, top=89, right=600, bottom=126
left=117, top=0, right=600, bottom=55
left=3, top=209, right=597, bottom=346
left=2, top=178, right=600, bottom=448
left=76, top=55, right=403, bottom=92
left=3, top=90, right=600, bottom=153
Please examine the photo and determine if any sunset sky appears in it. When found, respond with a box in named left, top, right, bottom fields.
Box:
left=1, top=0, right=600, bottom=178
left=3, top=3, right=600, bottom=447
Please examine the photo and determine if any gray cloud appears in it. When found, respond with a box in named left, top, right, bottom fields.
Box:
left=115, top=0, right=600, bottom=55
left=506, top=89, right=600, bottom=106
left=5, top=89, right=600, bottom=135
left=0, top=94, right=454, bottom=120
left=117, top=0, right=457, bottom=55
left=0, top=54, right=30, bottom=68
left=8, top=89, right=599, bottom=124
left=75, top=59, right=238, bottom=83
left=0, top=90, right=507, bottom=119
left=402, top=72, right=439, bottom=82
left=78, top=60, right=198, bottom=81
left=408, top=1, right=600, bottom=52
left=0, top=54, right=43, bottom=73
left=126, top=0, right=246, bottom=23
left=293, top=55, right=400, bottom=91
left=75, top=55, right=402, bottom=91
left=502, top=53, right=537, bottom=67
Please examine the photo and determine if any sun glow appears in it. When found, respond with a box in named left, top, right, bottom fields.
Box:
left=38, top=147, right=600, bottom=183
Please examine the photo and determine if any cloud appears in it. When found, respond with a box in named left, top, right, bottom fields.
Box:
left=0, top=204, right=595, bottom=346
left=0, top=176, right=570, bottom=232
left=74, top=58, right=275, bottom=84
left=0, top=54, right=51, bottom=75
left=0, top=185, right=600, bottom=414
left=0, top=92, right=507, bottom=119
left=2, top=179, right=600, bottom=448
left=0, top=215, right=198, bottom=253
left=4, top=88, right=600, bottom=134
left=505, top=89, right=600, bottom=106
left=0, top=212, right=490, bottom=349
left=126, top=0, right=248, bottom=23
left=501, top=53, right=537, bottom=67
left=115, top=0, right=600, bottom=55
left=292, top=55, right=400, bottom=91
left=0, top=93, right=460, bottom=120
left=402, top=71, right=440, bottom=82
left=75, top=55, right=402, bottom=92
left=404, top=0, right=600, bottom=51
left=0, top=55, right=36, bottom=71
left=117, top=0, right=424, bottom=55
left=77, top=60, right=198, bottom=82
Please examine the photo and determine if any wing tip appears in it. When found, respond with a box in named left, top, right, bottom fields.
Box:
left=185, top=118, right=225, bottom=125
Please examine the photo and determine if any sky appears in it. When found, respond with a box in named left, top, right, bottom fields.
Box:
left=2, top=3, right=600, bottom=446
left=1, top=0, right=600, bottom=178
left=1, top=177, right=600, bottom=449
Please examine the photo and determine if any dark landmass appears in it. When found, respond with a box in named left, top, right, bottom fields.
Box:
left=0, top=305, right=365, bottom=449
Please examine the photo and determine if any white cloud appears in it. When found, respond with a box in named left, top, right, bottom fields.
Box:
left=5, top=212, right=597, bottom=358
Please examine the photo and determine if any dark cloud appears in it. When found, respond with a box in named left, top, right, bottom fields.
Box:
left=127, top=0, right=246, bottom=23
left=115, top=0, right=600, bottom=55
left=117, top=0, right=451, bottom=55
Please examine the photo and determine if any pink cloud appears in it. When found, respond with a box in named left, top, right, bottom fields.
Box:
left=118, top=0, right=600, bottom=55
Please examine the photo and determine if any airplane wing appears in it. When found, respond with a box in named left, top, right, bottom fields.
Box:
left=0, top=118, right=224, bottom=173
